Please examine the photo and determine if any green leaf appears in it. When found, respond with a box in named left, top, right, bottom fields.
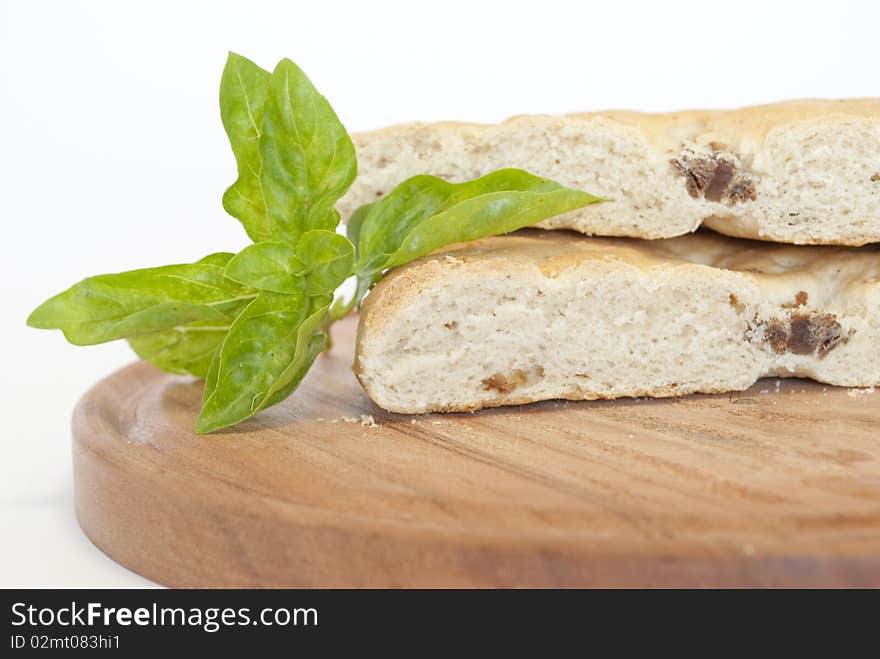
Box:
left=224, top=241, right=307, bottom=294
left=219, top=52, right=272, bottom=242
left=27, top=259, right=255, bottom=345
left=346, top=202, right=375, bottom=256
left=196, top=292, right=331, bottom=433
left=354, top=169, right=604, bottom=283
left=128, top=322, right=230, bottom=378
left=260, top=304, right=331, bottom=408
left=223, top=231, right=354, bottom=296
left=295, top=230, right=354, bottom=295
left=196, top=252, right=236, bottom=267
left=258, top=58, right=357, bottom=243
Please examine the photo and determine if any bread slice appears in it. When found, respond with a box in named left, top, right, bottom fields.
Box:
left=355, top=230, right=880, bottom=414
left=341, top=99, right=880, bottom=246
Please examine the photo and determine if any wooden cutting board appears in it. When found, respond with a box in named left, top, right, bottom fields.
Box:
left=73, top=315, right=880, bottom=587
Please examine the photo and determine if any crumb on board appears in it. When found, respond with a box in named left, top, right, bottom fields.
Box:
left=330, top=414, right=380, bottom=427
left=847, top=386, right=876, bottom=399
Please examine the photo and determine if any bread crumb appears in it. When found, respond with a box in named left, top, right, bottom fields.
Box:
left=847, top=386, right=876, bottom=399
left=759, top=388, right=769, bottom=394
left=338, top=414, right=380, bottom=427
left=743, top=543, right=755, bottom=556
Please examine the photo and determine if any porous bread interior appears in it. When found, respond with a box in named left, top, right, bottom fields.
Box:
left=355, top=231, right=880, bottom=414
left=707, top=119, right=880, bottom=244
left=340, top=100, right=880, bottom=246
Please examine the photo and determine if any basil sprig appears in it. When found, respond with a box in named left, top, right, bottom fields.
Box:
left=28, top=52, right=604, bottom=433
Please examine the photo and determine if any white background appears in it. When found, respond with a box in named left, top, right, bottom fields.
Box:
left=1, top=0, right=877, bottom=587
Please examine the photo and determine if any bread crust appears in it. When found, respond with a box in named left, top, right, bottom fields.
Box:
left=342, top=99, right=880, bottom=246
left=363, top=98, right=880, bottom=148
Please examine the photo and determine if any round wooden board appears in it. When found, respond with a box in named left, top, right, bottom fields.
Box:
left=73, top=316, right=880, bottom=588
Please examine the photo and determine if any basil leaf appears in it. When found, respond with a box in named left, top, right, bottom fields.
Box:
left=196, top=252, right=236, bottom=267
left=260, top=304, right=331, bottom=408
left=346, top=202, right=375, bottom=257
left=219, top=52, right=272, bottom=242
left=224, top=231, right=354, bottom=297
left=258, top=59, right=357, bottom=243
left=296, top=230, right=354, bottom=295
left=127, top=323, right=229, bottom=378
left=126, top=275, right=253, bottom=378
left=354, top=169, right=604, bottom=281
left=27, top=259, right=256, bottom=345
left=196, top=292, right=331, bottom=433
left=224, top=241, right=307, bottom=294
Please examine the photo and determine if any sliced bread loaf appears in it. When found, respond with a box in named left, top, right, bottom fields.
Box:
left=341, top=99, right=880, bottom=245
left=355, top=230, right=880, bottom=413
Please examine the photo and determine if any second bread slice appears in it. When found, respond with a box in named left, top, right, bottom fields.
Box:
left=355, top=230, right=880, bottom=414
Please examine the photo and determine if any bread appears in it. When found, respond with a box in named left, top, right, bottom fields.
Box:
left=354, top=230, right=880, bottom=414
left=341, top=99, right=880, bottom=246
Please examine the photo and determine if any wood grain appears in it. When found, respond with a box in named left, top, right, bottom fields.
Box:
left=73, top=315, right=880, bottom=587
